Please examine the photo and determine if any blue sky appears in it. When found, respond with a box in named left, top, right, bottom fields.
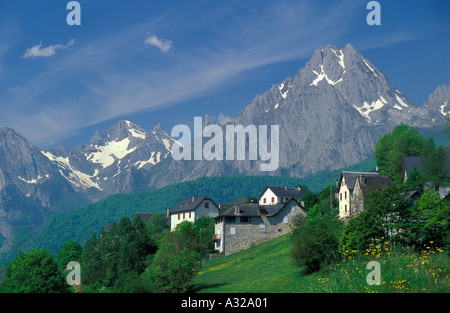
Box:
left=0, top=0, right=449, bottom=148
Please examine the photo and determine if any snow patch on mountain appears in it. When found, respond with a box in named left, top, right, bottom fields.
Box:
left=331, top=48, right=345, bottom=69
left=129, top=128, right=146, bottom=139
left=135, top=151, right=162, bottom=169
left=363, top=59, right=377, bottom=77
left=42, top=151, right=102, bottom=190
left=395, top=94, right=409, bottom=107
left=18, top=175, right=43, bottom=184
left=441, top=101, right=449, bottom=116
left=353, top=99, right=385, bottom=121
left=86, top=137, right=137, bottom=168
left=310, top=65, right=343, bottom=86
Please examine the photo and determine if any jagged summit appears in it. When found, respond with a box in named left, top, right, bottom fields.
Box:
left=41, top=120, right=176, bottom=200
left=423, top=84, right=450, bottom=123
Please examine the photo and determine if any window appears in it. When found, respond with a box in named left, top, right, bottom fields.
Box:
left=240, top=216, right=250, bottom=223
left=204, top=202, right=209, bottom=208
left=263, top=198, right=267, bottom=204
left=345, top=191, right=347, bottom=199
left=230, top=227, right=236, bottom=235
left=271, top=197, right=275, bottom=203
left=183, top=213, right=185, bottom=219
left=355, top=206, right=359, bottom=212
left=345, top=205, right=347, bottom=212
left=225, top=216, right=236, bottom=222
left=178, top=214, right=180, bottom=220
left=260, top=223, right=265, bottom=229
left=283, top=216, right=288, bottom=224
left=340, top=193, right=342, bottom=200
left=189, top=212, right=191, bottom=218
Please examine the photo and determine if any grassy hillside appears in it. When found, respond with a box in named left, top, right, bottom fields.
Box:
left=191, top=234, right=307, bottom=293
left=192, top=235, right=450, bottom=293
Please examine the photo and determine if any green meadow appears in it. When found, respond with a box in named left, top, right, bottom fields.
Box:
left=191, top=235, right=449, bottom=293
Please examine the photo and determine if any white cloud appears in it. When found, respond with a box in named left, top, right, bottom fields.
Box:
left=217, top=113, right=233, bottom=125
left=144, top=34, right=172, bottom=52
left=22, top=39, right=75, bottom=59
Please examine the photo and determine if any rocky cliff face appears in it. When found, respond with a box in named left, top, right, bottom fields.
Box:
left=0, top=128, right=87, bottom=253
left=144, top=44, right=445, bottom=187
left=423, top=84, right=450, bottom=124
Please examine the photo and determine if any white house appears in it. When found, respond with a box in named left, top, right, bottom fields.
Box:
left=337, top=171, right=391, bottom=219
left=170, top=195, right=219, bottom=231
left=258, top=185, right=306, bottom=205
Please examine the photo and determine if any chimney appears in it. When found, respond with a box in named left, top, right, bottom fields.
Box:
left=285, top=185, right=287, bottom=190
left=359, top=174, right=366, bottom=184
left=297, top=186, right=301, bottom=191
left=192, top=195, right=195, bottom=202
left=235, top=206, right=240, bottom=215
left=166, top=208, right=170, bottom=219
left=301, top=201, right=305, bottom=208
left=218, top=203, right=221, bottom=209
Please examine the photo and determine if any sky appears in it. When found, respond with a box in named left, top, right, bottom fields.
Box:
left=0, top=0, right=449, bottom=149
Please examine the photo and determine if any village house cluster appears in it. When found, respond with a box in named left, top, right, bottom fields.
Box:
left=107, top=152, right=449, bottom=257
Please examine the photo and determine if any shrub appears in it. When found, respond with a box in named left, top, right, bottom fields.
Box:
left=291, top=204, right=343, bottom=273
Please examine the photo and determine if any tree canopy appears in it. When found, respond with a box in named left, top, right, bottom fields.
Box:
left=1, top=248, right=68, bottom=293
left=374, top=124, right=427, bottom=182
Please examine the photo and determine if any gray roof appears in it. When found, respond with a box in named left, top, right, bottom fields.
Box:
left=356, top=174, right=392, bottom=195
left=404, top=150, right=450, bottom=178
left=171, top=195, right=216, bottom=214
left=258, top=185, right=307, bottom=199
left=218, top=199, right=303, bottom=218
left=338, top=171, right=379, bottom=192
left=403, top=156, right=423, bottom=173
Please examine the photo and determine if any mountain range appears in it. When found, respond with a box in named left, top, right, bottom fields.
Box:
left=0, top=43, right=449, bottom=254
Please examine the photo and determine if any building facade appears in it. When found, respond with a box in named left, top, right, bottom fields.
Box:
left=213, top=199, right=305, bottom=255
left=258, top=185, right=306, bottom=205
left=170, top=195, right=219, bottom=231
left=338, top=171, right=391, bottom=219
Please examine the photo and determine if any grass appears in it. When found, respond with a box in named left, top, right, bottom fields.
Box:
left=191, top=235, right=309, bottom=293
left=191, top=235, right=450, bottom=293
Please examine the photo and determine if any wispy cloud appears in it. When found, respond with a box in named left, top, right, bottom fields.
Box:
left=217, top=113, right=233, bottom=125
left=22, top=39, right=75, bottom=59
left=1, top=1, right=355, bottom=146
left=6, top=0, right=429, bottom=147
left=144, top=34, right=172, bottom=52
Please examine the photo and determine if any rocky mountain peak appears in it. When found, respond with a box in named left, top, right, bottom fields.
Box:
left=423, top=84, right=450, bottom=122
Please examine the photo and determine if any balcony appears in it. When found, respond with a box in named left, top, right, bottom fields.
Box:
left=212, top=234, right=221, bottom=241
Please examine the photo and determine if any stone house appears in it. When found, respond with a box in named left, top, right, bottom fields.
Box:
left=170, top=195, right=219, bottom=231
left=213, top=199, right=305, bottom=255
left=338, top=171, right=391, bottom=219
left=258, top=185, right=306, bottom=205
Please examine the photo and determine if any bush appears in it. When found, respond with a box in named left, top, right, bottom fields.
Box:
left=150, top=221, right=202, bottom=293
left=290, top=204, right=343, bottom=273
